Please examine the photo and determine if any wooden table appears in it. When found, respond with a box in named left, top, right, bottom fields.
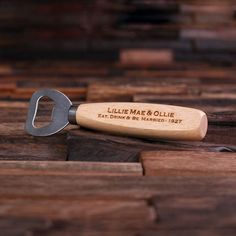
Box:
left=0, top=60, right=235, bottom=236
left=0, top=0, right=236, bottom=235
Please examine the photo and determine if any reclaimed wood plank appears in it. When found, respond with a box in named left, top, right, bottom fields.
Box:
left=180, top=4, right=234, bottom=14
left=0, top=199, right=151, bottom=227
left=181, top=28, right=236, bottom=41
left=0, top=142, right=67, bottom=161
left=133, top=94, right=236, bottom=103
left=87, top=83, right=189, bottom=102
left=0, top=175, right=235, bottom=235
left=134, top=95, right=236, bottom=124
left=139, top=230, right=236, bottom=236
left=208, top=111, right=236, bottom=126
left=205, top=126, right=236, bottom=145
left=0, top=199, right=152, bottom=235
left=149, top=195, right=236, bottom=229
left=90, top=39, right=192, bottom=51
left=0, top=161, right=143, bottom=176
left=67, top=128, right=146, bottom=162
left=175, top=51, right=236, bottom=64
left=0, top=175, right=235, bottom=200
left=67, top=126, right=236, bottom=162
left=66, top=128, right=184, bottom=162
left=0, top=123, right=68, bottom=161
left=126, top=68, right=236, bottom=80
left=195, top=40, right=236, bottom=52
left=120, top=49, right=173, bottom=67
left=14, top=87, right=86, bottom=101
left=0, top=217, right=50, bottom=236
left=138, top=229, right=236, bottom=236
left=141, top=151, right=236, bottom=176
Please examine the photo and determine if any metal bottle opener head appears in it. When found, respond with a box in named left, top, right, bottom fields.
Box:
left=25, top=89, right=72, bottom=136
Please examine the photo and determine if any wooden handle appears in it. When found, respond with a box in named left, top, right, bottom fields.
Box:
left=75, top=103, right=208, bottom=141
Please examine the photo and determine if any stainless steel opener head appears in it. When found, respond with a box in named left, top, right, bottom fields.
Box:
left=25, top=89, right=72, bottom=136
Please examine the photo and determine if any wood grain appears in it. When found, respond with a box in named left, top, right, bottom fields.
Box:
left=87, top=83, right=189, bottom=102
left=0, top=161, right=143, bottom=176
left=0, top=174, right=235, bottom=235
left=66, top=128, right=192, bottom=162
left=76, top=102, right=207, bottom=141
left=0, top=175, right=235, bottom=200
left=0, top=123, right=68, bottom=161
left=67, top=125, right=236, bottom=162
left=150, top=195, right=236, bottom=229
left=141, top=151, right=236, bottom=176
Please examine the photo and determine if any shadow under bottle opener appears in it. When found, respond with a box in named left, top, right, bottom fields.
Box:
left=25, top=89, right=208, bottom=140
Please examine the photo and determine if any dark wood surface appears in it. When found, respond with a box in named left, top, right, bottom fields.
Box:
left=0, top=0, right=236, bottom=235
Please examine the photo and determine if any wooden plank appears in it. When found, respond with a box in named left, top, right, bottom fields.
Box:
left=133, top=95, right=236, bottom=123
left=181, top=4, right=234, bottom=14
left=0, top=217, right=50, bottom=236
left=0, top=161, right=143, bottom=176
left=0, top=123, right=68, bottom=161
left=138, top=229, right=236, bottom=236
left=0, top=65, right=13, bottom=74
left=67, top=126, right=236, bottom=162
left=133, top=94, right=236, bottom=104
left=120, top=49, right=173, bottom=67
left=126, top=68, right=236, bottom=80
left=90, top=39, right=192, bottom=51
left=14, top=87, right=86, bottom=101
left=175, top=51, right=236, bottom=64
left=141, top=151, right=236, bottom=176
left=204, top=125, right=236, bottom=145
left=195, top=40, right=236, bottom=52
left=149, top=195, right=236, bottom=229
left=0, top=199, right=151, bottom=235
left=0, top=175, right=235, bottom=200
left=0, top=199, right=150, bottom=225
left=208, top=111, right=236, bottom=126
left=0, top=85, right=86, bottom=100
left=67, top=128, right=147, bottom=162
left=194, top=14, right=233, bottom=24
left=0, top=175, right=235, bottom=235
left=0, top=142, right=67, bottom=161
left=66, top=129, right=187, bottom=162
left=181, top=28, right=236, bottom=41
left=87, top=83, right=189, bottom=102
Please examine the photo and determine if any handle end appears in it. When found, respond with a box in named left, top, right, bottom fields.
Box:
left=198, top=111, right=208, bottom=140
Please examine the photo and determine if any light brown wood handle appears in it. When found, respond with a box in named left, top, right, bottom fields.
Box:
left=76, top=103, right=208, bottom=141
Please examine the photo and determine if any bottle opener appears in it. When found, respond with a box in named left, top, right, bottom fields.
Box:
left=25, top=89, right=208, bottom=140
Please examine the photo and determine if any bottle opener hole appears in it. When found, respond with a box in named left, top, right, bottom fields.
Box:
left=34, top=96, right=55, bottom=128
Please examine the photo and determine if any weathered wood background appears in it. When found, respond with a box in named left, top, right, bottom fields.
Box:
left=0, top=0, right=236, bottom=235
